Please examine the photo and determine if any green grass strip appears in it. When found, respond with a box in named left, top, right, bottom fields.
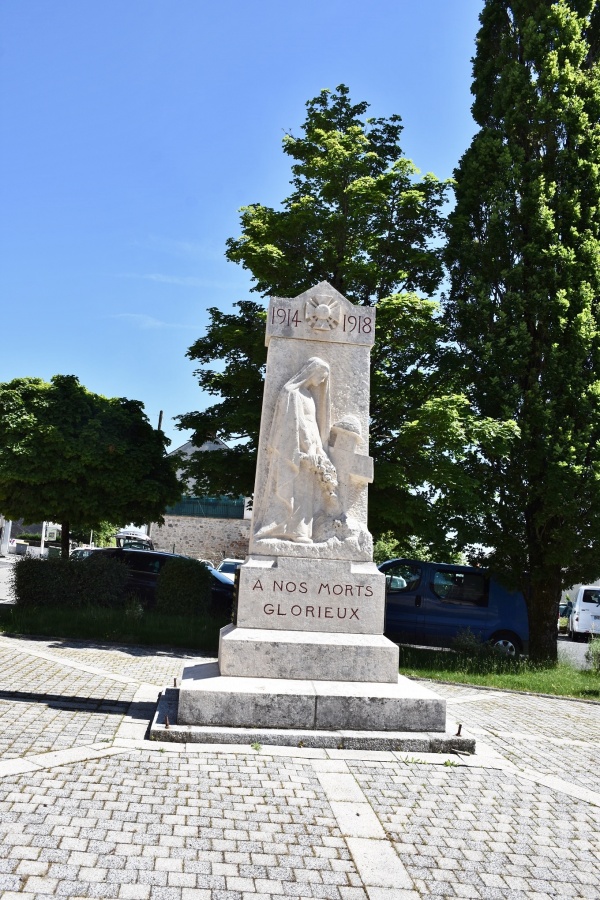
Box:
left=398, top=645, right=600, bottom=699
left=0, top=605, right=226, bottom=651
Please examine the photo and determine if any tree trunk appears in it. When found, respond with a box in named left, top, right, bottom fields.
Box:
left=527, top=564, right=561, bottom=663
left=61, top=521, right=70, bottom=559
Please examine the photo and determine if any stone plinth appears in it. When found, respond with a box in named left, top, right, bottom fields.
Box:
left=177, top=661, right=446, bottom=732
left=218, top=624, right=399, bottom=683
left=152, top=689, right=475, bottom=752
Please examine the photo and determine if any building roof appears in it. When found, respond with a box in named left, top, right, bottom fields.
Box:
left=168, top=438, right=228, bottom=459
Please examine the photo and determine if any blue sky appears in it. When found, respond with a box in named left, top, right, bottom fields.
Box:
left=0, top=0, right=483, bottom=450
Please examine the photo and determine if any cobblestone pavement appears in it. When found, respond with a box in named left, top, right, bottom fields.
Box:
left=0, top=635, right=599, bottom=899
left=434, top=682, right=600, bottom=796
left=1, top=633, right=199, bottom=685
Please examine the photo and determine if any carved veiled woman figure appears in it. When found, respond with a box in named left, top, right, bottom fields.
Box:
left=254, top=357, right=338, bottom=544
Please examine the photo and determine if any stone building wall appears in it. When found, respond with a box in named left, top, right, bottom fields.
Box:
left=150, top=515, right=250, bottom=565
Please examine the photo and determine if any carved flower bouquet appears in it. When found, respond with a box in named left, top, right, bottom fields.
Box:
left=314, top=454, right=338, bottom=496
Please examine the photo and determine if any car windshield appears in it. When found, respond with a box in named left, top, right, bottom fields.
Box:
left=212, top=569, right=232, bottom=583
left=220, top=562, right=240, bottom=573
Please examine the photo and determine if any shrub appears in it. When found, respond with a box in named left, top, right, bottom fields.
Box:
left=16, top=532, right=44, bottom=542
left=76, top=553, right=129, bottom=608
left=586, top=638, right=600, bottom=674
left=155, top=558, right=213, bottom=616
left=11, top=555, right=128, bottom=609
left=11, top=557, right=58, bottom=607
left=451, top=627, right=498, bottom=658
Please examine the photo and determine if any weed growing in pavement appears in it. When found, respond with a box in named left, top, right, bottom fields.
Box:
left=250, top=742, right=262, bottom=751
left=444, top=759, right=459, bottom=767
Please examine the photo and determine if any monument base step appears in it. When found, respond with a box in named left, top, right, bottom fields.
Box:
left=150, top=688, right=475, bottom=753
left=218, top=624, right=399, bottom=683
left=176, top=661, right=446, bottom=732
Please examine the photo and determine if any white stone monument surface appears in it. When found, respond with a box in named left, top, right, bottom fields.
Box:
left=236, top=556, right=384, bottom=634
left=178, top=282, right=446, bottom=735
left=251, top=284, right=375, bottom=560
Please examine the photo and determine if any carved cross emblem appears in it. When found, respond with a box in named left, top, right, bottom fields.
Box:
left=304, top=295, right=340, bottom=331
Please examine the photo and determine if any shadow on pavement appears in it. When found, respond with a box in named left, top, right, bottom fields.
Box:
left=0, top=689, right=131, bottom=714
left=44, top=637, right=204, bottom=659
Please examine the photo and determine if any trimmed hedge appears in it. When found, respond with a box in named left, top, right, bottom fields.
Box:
left=155, top=557, right=213, bottom=616
left=11, top=555, right=128, bottom=609
left=11, top=554, right=216, bottom=619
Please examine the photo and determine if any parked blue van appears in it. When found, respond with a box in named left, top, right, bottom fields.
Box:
left=379, top=558, right=529, bottom=656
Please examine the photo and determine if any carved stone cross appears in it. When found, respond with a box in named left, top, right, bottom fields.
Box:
left=328, top=416, right=373, bottom=517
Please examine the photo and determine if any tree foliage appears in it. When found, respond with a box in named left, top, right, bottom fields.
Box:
left=70, top=521, right=122, bottom=547
left=179, top=85, right=512, bottom=559
left=445, top=0, right=600, bottom=660
left=0, top=375, right=182, bottom=556
left=225, top=85, right=447, bottom=305
left=177, top=301, right=267, bottom=500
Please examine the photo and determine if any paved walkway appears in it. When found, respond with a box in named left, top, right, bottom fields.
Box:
left=0, top=635, right=599, bottom=899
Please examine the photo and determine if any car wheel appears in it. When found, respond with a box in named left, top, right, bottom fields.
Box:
left=490, top=632, right=522, bottom=656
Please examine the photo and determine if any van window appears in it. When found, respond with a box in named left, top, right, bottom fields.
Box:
left=583, top=590, right=600, bottom=604
left=432, top=569, right=488, bottom=607
left=385, top=562, right=421, bottom=592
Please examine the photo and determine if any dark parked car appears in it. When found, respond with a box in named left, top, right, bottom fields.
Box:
left=379, top=558, right=529, bottom=656
left=210, top=567, right=238, bottom=610
left=85, top=548, right=234, bottom=613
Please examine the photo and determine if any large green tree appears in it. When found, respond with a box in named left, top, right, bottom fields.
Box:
left=445, top=0, right=600, bottom=660
left=224, top=85, right=447, bottom=303
left=179, top=85, right=512, bottom=556
left=0, top=375, right=182, bottom=556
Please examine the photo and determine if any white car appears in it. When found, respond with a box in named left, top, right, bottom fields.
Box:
left=568, top=586, right=600, bottom=641
left=70, top=548, right=95, bottom=560
left=216, top=558, right=244, bottom=582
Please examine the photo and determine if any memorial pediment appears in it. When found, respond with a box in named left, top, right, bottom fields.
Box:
left=266, top=281, right=376, bottom=347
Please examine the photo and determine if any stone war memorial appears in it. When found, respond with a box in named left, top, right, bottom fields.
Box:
left=154, top=283, right=474, bottom=752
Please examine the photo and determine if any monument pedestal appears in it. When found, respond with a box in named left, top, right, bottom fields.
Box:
left=177, top=660, right=446, bottom=732
left=175, top=550, right=450, bottom=736
left=218, top=624, right=399, bottom=682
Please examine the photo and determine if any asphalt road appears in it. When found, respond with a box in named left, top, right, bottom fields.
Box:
left=557, top=633, right=592, bottom=669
